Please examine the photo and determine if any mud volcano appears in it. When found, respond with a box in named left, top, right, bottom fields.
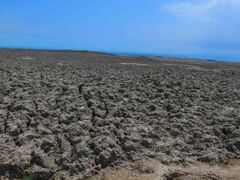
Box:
left=0, top=49, right=239, bottom=179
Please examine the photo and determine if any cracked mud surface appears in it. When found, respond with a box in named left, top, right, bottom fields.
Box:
left=0, top=49, right=240, bottom=179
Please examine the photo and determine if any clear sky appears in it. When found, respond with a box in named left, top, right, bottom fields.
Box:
left=0, top=0, right=240, bottom=61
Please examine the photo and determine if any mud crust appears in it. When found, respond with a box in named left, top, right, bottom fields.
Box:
left=0, top=49, right=239, bottom=179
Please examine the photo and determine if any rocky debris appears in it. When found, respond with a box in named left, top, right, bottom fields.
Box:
left=123, top=140, right=138, bottom=152
left=226, top=139, right=240, bottom=154
left=197, top=152, right=219, bottom=163
left=0, top=49, right=240, bottom=179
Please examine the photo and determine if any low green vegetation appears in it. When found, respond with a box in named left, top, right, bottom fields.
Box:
left=22, top=174, right=37, bottom=180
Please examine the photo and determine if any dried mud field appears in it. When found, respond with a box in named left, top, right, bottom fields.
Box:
left=0, top=49, right=239, bottom=179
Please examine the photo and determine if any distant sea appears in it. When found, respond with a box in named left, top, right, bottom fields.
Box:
left=110, top=51, right=240, bottom=63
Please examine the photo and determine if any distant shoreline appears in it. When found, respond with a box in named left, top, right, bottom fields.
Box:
left=0, top=47, right=239, bottom=63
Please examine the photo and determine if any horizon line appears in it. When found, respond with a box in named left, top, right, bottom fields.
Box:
left=0, top=46, right=239, bottom=63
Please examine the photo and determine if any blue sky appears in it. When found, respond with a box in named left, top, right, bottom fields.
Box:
left=0, top=0, right=240, bottom=61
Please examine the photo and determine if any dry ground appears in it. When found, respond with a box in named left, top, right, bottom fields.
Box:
left=0, top=49, right=239, bottom=179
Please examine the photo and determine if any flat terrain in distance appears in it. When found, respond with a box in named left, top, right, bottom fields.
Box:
left=0, top=48, right=239, bottom=179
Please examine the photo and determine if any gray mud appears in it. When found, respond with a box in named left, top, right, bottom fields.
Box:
left=0, top=49, right=239, bottom=179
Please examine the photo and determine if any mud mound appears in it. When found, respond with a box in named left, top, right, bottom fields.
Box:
left=0, top=49, right=239, bottom=179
